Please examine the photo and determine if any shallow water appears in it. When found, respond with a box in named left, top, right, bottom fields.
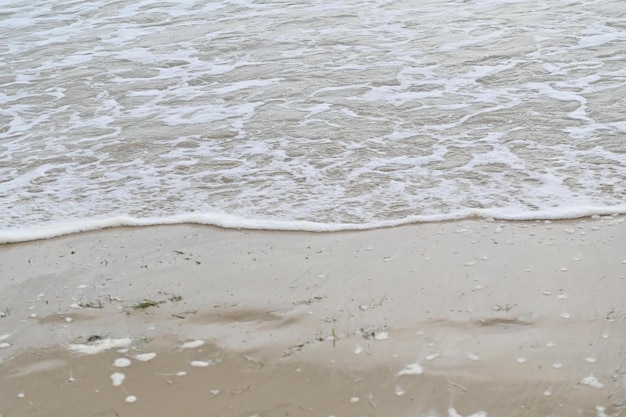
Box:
left=1, top=0, right=625, bottom=241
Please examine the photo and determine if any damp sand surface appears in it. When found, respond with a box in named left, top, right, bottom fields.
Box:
left=0, top=218, right=625, bottom=416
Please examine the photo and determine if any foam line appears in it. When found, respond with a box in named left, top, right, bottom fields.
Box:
left=1, top=207, right=625, bottom=244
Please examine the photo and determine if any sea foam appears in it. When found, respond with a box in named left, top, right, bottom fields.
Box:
left=1, top=0, right=625, bottom=243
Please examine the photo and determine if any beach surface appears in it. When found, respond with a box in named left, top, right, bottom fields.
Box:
left=0, top=217, right=625, bottom=417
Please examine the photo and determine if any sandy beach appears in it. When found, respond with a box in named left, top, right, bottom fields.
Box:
left=1, top=217, right=625, bottom=417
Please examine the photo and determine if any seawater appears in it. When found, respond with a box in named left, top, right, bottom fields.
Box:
left=1, top=0, right=625, bottom=242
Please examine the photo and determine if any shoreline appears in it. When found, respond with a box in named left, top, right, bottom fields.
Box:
left=2, top=210, right=626, bottom=245
left=1, top=218, right=625, bottom=416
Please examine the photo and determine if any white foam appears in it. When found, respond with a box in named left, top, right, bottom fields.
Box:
left=68, top=338, right=132, bottom=355
left=397, top=361, right=423, bottom=376
left=113, top=358, right=131, bottom=368
left=135, top=352, right=157, bottom=362
left=211, top=78, right=282, bottom=95
left=448, top=408, right=487, bottom=417
left=374, top=330, right=389, bottom=341
left=190, top=359, right=221, bottom=368
left=580, top=375, right=604, bottom=389
left=180, top=340, right=205, bottom=349
left=4, top=207, right=626, bottom=244
left=110, top=372, right=125, bottom=386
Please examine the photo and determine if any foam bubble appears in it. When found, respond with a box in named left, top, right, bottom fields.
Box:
left=580, top=375, right=604, bottom=389
left=448, top=408, right=487, bottom=417
left=135, top=352, right=157, bottom=362
left=180, top=340, right=205, bottom=349
left=190, top=359, right=221, bottom=368
left=397, top=361, right=423, bottom=376
left=113, top=358, right=131, bottom=368
left=110, top=372, right=125, bottom=386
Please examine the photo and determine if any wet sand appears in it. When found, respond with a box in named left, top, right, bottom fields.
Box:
left=1, top=217, right=625, bottom=417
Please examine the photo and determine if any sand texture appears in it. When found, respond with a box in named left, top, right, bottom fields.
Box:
left=0, top=217, right=625, bottom=417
